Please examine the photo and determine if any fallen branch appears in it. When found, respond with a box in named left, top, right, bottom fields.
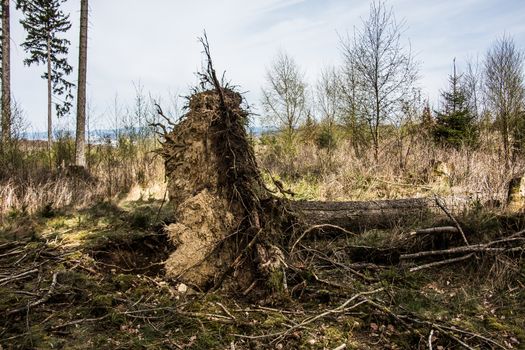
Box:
left=410, top=226, right=459, bottom=236
left=0, top=241, right=22, bottom=250
left=8, top=272, right=59, bottom=315
left=0, top=268, right=38, bottom=286
left=0, top=249, right=25, bottom=258
left=408, top=253, right=475, bottom=272
left=367, top=298, right=506, bottom=350
left=434, top=196, right=469, bottom=246
left=403, top=314, right=507, bottom=350
left=50, top=314, right=110, bottom=331
left=291, top=224, right=355, bottom=253
left=400, top=244, right=524, bottom=260
left=232, top=288, right=384, bottom=341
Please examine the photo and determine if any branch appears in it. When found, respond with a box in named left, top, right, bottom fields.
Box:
left=291, top=224, right=356, bottom=253
left=410, top=226, right=459, bottom=236
left=8, top=272, right=59, bottom=315
left=400, top=245, right=524, bottom=260
left=408, top=253, right=475, bottom=272
left=434, top=195, right=469, bottom=245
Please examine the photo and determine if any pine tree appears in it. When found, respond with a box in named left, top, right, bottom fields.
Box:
left=421, top=101, right=433, bottom=130
left=433, top=59, right=477, bottom=149
left=17, top=0, right=74, bottom=152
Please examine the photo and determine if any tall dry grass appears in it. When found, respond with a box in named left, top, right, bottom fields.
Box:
left=0, top=136, right=164, bottom=221
left=257, top=128, right=520, bottom=203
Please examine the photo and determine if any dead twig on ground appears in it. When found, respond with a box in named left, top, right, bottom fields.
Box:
left=8, top=272, right=59, bottom=315
left=0, top=268, right=38, bottom=286
left=434, top=196, right=469, bottom=246
left=291, top=224, right=356, bottom=253
left=400, top=244, right=524, bottom=260
left=50, top=314, right=110, bottom=331
left=408, top=253, right=475, bottom=272
left=428, top=329, right=434, bottom=350
left=410, top=226, right=459, bottom=236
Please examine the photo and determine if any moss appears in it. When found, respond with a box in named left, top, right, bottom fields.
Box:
left=345, top=317, right=365, bottom=332
left=92, top=294, right=114, bottom=308
left=485, top=316, right=509, bottom=332
left=263, top=313, right=288, bottom=327
left=113, top=273, right=135, bottom=291
left=0, top=288, right=20, bottom=311
left=323, top=326, right=344, bottom=341
left=268, top=269, right=286, bottom=294
left=193, top=332, right=223, bottom=349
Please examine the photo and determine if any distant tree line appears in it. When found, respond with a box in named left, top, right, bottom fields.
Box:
left=261, top=1, right=525, bottom=167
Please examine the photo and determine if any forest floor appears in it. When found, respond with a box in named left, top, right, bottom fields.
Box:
left=1, top=196, right=525, bottom=349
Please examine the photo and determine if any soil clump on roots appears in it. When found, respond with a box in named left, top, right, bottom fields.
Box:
left=159, top=44, right=296, bottom=293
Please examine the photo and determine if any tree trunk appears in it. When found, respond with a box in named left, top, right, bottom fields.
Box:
left=1, top=0, right=11, bottom=146
left=46, top=38, right=53, bottom=156
left=75, top=0, right=88, bottom=167
left=291, top=197, right=469, bottom=232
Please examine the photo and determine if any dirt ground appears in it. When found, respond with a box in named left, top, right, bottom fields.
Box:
left=1, top=196, right=524, bottom=349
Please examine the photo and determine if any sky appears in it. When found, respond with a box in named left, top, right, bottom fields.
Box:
left=6, top=0, right=525, bottom=132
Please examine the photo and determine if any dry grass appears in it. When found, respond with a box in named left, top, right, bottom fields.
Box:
left=1, top=126, right=520, bottom=221
left=257, top=128, right=521, bottom=203
left=0, top=138, right=165, bottom=221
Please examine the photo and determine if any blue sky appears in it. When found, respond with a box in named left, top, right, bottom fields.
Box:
left=7, top=0, right=525, bottom=132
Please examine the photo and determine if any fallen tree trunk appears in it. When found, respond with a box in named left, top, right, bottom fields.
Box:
left=292, top=197, right=470, bottom=231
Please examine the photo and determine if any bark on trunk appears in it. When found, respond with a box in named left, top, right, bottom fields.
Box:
left=1, top=0, right=11, bottom=145
left=292, top=197, right=469, bottom=231
left=75, top=0, right=88, bottom=167
left=47, top=39, right=52, bottom=155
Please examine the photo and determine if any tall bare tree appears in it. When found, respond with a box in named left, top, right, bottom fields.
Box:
left=464, top=57, right=484, bottom=123
left=341, top=1, right=418, bottom=162
left=315, top=66, right=341, bottom=165
left=484, top=34, right=525, bottom=164
left=261, top=50, right=306, bottom=145
left=340, top=38, right=367, bottom=157
left=1, top=0, right=11, bottom=146
left=316, top=66, right=340, bottom=130
left=75, top=0, right=88, bottom=167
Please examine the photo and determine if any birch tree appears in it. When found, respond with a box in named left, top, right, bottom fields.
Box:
left=484, top=34, right=525, bottom=164
left=342, top=1, right=418, bottom=162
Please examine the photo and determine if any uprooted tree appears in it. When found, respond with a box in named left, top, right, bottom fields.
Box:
left=157, top=37, right=298, bottom=293
left=156, top=37, right=525, bottom=301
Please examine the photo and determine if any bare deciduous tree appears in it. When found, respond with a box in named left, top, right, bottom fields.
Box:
left=316, top=66, right=340, bottom=130
left=315, top=66, right=341, bottom=168
left=340, top=39, right=368, bottom=157
left=464, top=57, right=484, bottom=123
left=341, top=1, right=418, bottom=162
left=261, top=51, right=306, bottom=145
left=484, top=34, right=525, bottom=164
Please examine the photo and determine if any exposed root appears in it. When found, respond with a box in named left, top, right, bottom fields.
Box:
left=158, top=35, right=298, bottom=292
